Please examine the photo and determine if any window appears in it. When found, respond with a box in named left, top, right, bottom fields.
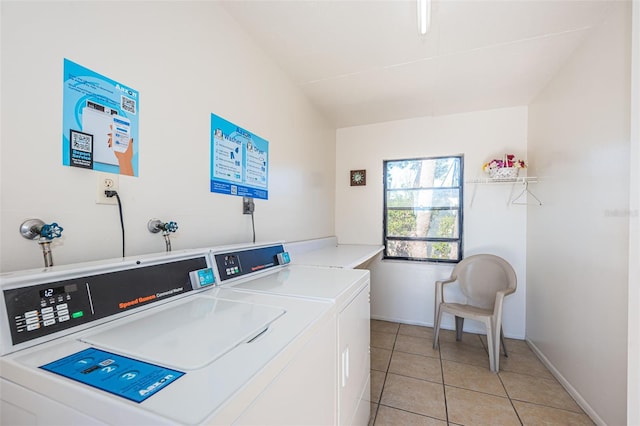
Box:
left=383, top=156, right=463, bottom=262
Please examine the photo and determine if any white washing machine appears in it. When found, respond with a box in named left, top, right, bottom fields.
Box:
left=209, top=242, right=372, bottom=426
left=0, top=248, right=352, bottom=425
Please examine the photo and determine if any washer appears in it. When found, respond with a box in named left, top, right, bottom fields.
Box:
left=209, top=242, right=372, bottom=426
left=0, top=248, right=350, bottom=425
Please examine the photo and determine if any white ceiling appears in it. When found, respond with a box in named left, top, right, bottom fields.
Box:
left=221, top=0, right=615, bottom=128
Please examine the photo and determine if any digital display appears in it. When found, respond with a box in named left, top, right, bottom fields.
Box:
left=39, top=286, right=65, bottom=298
left=39, top=284, right=77, bottom=299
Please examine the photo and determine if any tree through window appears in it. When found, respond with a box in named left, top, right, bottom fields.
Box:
left=383, top=156, right=463, bottom=262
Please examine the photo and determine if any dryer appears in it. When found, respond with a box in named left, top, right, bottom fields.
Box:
left=209, top=242, right=372, bottom=426
left=0, top=249, right=341, bottom=425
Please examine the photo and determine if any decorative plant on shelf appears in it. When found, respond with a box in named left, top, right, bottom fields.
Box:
left=482, top=154, right=527, bottom=179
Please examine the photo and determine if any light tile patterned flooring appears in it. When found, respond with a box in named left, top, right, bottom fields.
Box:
left=369, top=320, right=594, bottom=426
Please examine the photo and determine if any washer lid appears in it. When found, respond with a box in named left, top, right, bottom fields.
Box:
left=229, top=265, right=369, bottom=305
left=81, top=296, right=285, bottom=370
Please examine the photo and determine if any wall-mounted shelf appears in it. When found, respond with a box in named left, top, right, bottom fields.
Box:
left=466, top=176, right=538, bottom=184
left=466, top=176, right=542, bottom=206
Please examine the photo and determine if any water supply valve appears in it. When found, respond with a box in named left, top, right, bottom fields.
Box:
left=148, top=219, right=178, bottom=235
left=162, top=221, right=179, bottom=234
left=19, top=219, right=64, bottom=267
left=40, top=223, right=64, bottom=239
left=148, top=219, right=178, bottom=252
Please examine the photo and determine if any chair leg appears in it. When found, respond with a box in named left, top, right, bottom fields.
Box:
left=485, top=320, right=496, bottom=373
left=433, top=308, right=444, bottom=350
left=493, top=323, right=502, bottom=372
left=500, top=328, right=508, bottom=357
left=455, top=316, right=464, bottom=341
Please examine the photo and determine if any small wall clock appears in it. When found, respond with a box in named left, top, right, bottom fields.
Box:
left=350, top=169, right=366, bottom=186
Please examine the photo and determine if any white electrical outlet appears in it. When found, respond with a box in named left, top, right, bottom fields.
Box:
left=96, top=172, right=119, bottom=205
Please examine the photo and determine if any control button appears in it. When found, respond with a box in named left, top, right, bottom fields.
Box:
left=57, top=309, right=69, bottom=317
left=119, top=370, right=139, bottom=381
left=24, top=310, right=38, bottom=318
left=44, top=319, right=56, bottom=327
left=75, top=358, right=94, bottom=368
left=26, top=317, right=39, bottom=325
left=58, top=315, right=70, bottom=322
left=100, top=365, right=119, bottom=375
left=27, top=323, right=40, bottom=331
left=42, top=313, right=55, bottom=321
left=72, top=311, right=84, bottom=319
left=41, top=307, right=54, bottom=314
left=56, top=303, right=68, bottom=311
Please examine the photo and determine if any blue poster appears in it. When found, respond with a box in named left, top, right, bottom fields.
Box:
left=62, top=59, right=139, bottom=176
left=40, top=348, right=184, bottom=403
left=210, top=114, right=269, bottom=200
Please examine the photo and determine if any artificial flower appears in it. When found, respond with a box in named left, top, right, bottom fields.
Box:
left=482, top=154, right=527, bottom=172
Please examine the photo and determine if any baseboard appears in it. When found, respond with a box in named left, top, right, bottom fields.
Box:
left=526, top=338, right=605, bottom=426
left=371, top=315, right=431, bottom=328
left=370, top=315, right=525, bottom=340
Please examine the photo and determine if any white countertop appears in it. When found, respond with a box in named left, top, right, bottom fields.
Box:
left=290, top=244, right=384, bottom=269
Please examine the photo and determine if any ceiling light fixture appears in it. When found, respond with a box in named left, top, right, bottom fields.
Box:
left=417, top=0, right=431, bottom=35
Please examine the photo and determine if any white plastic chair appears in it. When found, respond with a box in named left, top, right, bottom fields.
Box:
left=432, top=254, right=517, bottom=372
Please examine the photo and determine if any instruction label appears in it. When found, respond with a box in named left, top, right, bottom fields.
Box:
left=40, top=348, right=184, bottom=403
left=210, top=113, right=268, bottom=200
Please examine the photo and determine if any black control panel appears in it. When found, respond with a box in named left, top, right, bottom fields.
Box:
left=214, top=244, right=287, bottom=282
left=3, top=256, right=208, bottom=345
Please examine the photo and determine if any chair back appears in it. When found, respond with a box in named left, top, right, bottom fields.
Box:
left=452, top=254, right=517, bottom=310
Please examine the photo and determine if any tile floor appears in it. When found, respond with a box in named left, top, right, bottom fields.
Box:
left=369, top=320, right=594, bottom=426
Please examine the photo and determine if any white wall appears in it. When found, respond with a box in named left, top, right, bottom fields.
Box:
left=0, top=1, right=335, bottom=272
left=336, top=106, right=529, bottom=338
left=629, top=3, right=640, bottom=425
left=526, top=2, right=631, bottom=425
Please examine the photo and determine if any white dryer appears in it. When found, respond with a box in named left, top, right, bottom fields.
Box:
left=0, top=249, right=340, bottom=425
left=210, top=243, right=372, bottom=426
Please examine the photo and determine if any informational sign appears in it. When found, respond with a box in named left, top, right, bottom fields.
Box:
left=62, top=59, right=139, bottom=176
left=40, top=348, right=184, bottom=403
left=210, top=113, right=268, bottom=200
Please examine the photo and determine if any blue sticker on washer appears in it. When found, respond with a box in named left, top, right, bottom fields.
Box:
left=40, top=348, right=184, bottom=403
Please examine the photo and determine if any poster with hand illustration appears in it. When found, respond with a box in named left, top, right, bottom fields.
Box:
left=62, top=59, right=139, bottom=176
